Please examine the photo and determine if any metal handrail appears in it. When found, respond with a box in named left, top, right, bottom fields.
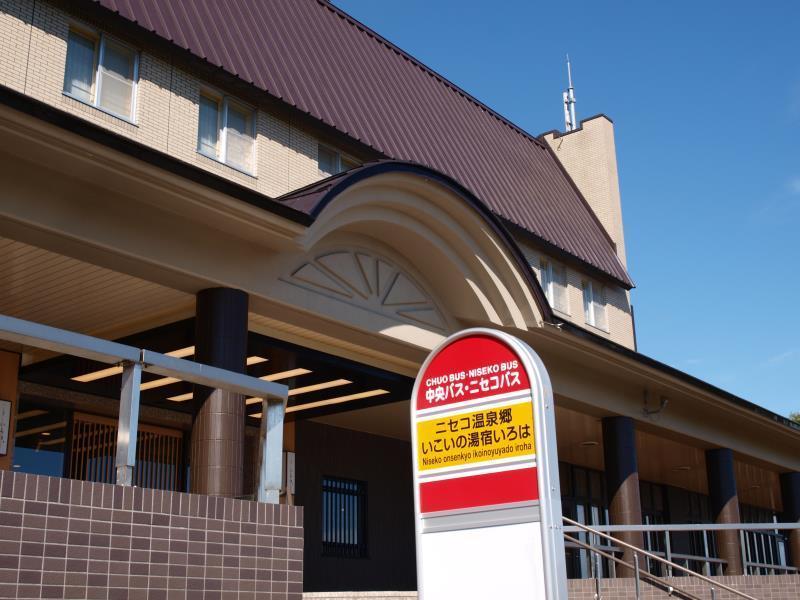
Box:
left=565, top=520, right=800, bottom=576
left=564, top=532, right=705, bottom=600
left=563, top=516, right=759, bottom=600
left=563, top=522, right=800, bottom=532
left=0, top=313, right=289, bottom=502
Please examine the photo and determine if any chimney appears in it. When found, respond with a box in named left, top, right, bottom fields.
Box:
left=542, top=115, right=628, bottom=266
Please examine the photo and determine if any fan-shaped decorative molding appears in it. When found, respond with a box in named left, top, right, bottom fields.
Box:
left=287, top=250, right=446, bottom=331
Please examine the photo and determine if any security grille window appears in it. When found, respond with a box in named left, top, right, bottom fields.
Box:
left=582, top=280, right=608, bottom=331
left=198, top=93, right=256, bottom=173
left=318, top=144, right=357, bottom=176
left=63, top=28, right=138, bottom=121
left=539, top=259, right=569, bottom=314
left=322, top=476, right=367, bottom=558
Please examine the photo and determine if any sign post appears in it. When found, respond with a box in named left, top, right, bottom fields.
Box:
left=411, top=328, right=567, bottom=599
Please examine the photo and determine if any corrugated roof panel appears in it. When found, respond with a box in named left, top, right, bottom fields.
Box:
left=91, top=0, right=632, bottom=287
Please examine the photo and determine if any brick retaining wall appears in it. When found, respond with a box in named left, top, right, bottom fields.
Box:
left=0, top=470, right=303, bottom=600
left=568, top=574, right=800, bottom=599
left=303, top=576, right=800, bottom=599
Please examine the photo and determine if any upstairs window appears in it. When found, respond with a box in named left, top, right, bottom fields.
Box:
left=582, top=280, right=608, bottom=331
left=318, top=144, right=357, bottom=177
left=64, top=28, right=138, bottom=121
left=322, top=476, right=367, bottom=558
left=539, top=259, right=569, bottom=314
left=198, top=93, right=256, bottom=174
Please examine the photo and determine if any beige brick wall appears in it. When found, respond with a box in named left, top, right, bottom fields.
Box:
left=0, top=0, right=34, bottom=93
left=302, top=575, right=800, bottom=600
left=521, top=242, right=636, bottom=349
left=543, top=115, right=628, bottom=266
left=3, top=0, right=325, bottom=198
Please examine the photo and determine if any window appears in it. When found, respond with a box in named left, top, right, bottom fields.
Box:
left=559, top=463, right=609, bottom=579
left=318, top=144, right=357, bottom=176
left=322, top=476, right=367, bottom=558
left=63, top=28, right=138, bottom=120
left=539, top=259, right=569, bottom=314
left=197, top=93, right=256, bottom=173
left=582, top=280, right=608, bottom=331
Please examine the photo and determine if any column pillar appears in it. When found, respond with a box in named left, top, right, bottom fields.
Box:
left=780, top=472, right=800, bottom=569
left=706, top=448, right=743, bottom=575
left=190, top=288, right=248, bottom=498
left=0, top=350, right=21, bottom=472
left=602, top=416, right=643, bottom=575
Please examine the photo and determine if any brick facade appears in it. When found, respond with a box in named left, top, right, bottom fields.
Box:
left=0, top=0, right=325, bottom=199
left=0, top=470, right=303, bottom=600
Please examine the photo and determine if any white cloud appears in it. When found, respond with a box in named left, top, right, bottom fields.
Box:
left=789, top=177, right=800, bottom=195
left=763, top=349, right=797, bottom=367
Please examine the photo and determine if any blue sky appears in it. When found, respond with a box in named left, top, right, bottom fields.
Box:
left=335, top=0, right=800, bottom=418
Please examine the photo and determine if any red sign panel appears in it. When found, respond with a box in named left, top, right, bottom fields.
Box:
left=416, top=335, right=530, bottom=411
left=414, top=334, right=538, bottom=514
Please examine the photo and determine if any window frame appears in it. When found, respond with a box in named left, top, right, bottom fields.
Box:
left=582, top=279, right=609, bottom=332
left=539, top=259, right=569, bottom=316
left=318, top=143, right=357, bottom=177
left=197, top=90, right=257, bottom=176
left=63, top=25, right=140, bottom=123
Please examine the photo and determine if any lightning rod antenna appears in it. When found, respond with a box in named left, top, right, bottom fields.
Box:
left=563, top=54, right=577, bottom=131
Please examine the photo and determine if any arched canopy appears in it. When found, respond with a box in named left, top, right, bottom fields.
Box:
left=279, top=161, right=554, bottom=336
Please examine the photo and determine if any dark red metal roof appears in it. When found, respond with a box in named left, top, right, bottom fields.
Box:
left=92, top=0, right=632, bottom=287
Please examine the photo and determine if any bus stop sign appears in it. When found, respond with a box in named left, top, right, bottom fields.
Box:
left=411, top=328, right=567, bottom=599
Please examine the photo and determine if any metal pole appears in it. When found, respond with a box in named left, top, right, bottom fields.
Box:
left=115, top=360, right=142, bottom=486
left=594, top=551, right=601, bottom=600
left=710, top=586, right=716, bottom=600
left=740, top=529, right=749, bottom=575
left=664, top=531, right=673, bottom=577
left=633, top=553, right=641, bottom=600
left=256, top=396, right=286, bottom=504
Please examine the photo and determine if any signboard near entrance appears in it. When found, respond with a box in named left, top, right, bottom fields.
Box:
left=410, top=329, right=567, bottom=599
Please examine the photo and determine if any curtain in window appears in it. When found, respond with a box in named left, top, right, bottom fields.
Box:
left=582, top=282, right=592, bottom=323
left=97, top=40, right=135, bottom=117
left=552, top=264, right=569, bottom=314
left=198, top=96, right=220, bottom=157
left=225, top=104, right=253, bottom=171
left=318, top=145, right=338, bottom=176
left=593, top=290, right=608, bottom=331
left=64, top=31, right=96, bottom=102
left=539, top=260, right=552, bottom=301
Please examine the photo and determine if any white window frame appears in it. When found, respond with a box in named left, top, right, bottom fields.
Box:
left=582, top=280, right=609, bottom=332
left=318, top=143, right=357, bottom=177
left=197, top=91, right=257, bottom=176
left=539, top=259, right=569, bottom=315
left=63, top=26, right=139, bottom=123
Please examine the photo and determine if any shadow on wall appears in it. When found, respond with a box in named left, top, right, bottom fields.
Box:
left=295, top=420, right=417, bottom=593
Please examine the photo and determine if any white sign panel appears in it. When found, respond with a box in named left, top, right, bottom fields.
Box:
left=410, top=328, right=567, bottom=599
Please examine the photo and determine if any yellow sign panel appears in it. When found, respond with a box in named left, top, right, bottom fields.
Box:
left=417, top=401, right=535, bottom=471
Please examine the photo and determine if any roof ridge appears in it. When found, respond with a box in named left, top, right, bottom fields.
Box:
left=317, top=0, right=547, bottom=151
